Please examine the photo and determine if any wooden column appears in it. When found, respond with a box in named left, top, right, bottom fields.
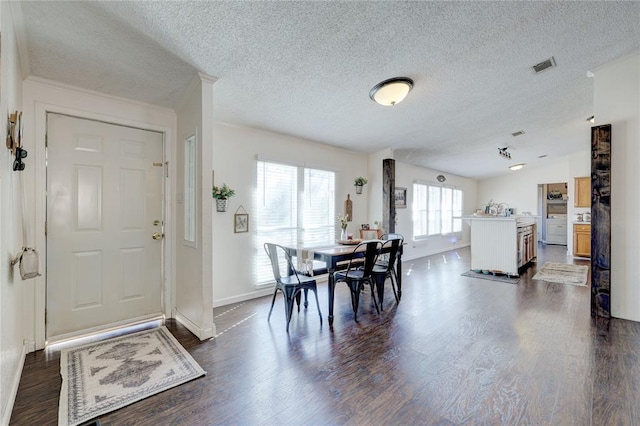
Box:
left=383, top=159, right=395, bottom=233
left=591, top=124, right=611, bottom=318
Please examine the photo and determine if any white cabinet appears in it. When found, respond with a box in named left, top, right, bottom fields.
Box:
left=465, top=216, right=538, bottom=276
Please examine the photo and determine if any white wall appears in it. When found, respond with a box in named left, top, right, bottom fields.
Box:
left=478, top=151, right=591, bottom=256
left=594, top=52, right=640, bottom=321
left=0, top=3, right=26, bottom=423
left=174, top=74, right=215, bottom=339
left=210, top=123, right=369, bottom=306
left=394, top=161, right=478, bottom=260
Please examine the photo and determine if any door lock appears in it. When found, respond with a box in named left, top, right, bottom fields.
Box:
left=152, top=232, right=164, bottom=240
left=153, top=220, right=162, bottom=226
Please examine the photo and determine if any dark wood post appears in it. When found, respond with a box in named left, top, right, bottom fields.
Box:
left=591, top=124, right=611, bottom=318
left=383, top=159, right=395, bottom=233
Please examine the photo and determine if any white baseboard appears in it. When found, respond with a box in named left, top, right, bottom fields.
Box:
left=212, top=287, right=275, bottom=308
left=402, top=242, right=471, bottom=261
left=212, top=274, right=331, bottom=308
left=175, top=310, right=215, bottom=340
left=2, top=342, right=27, bottom=426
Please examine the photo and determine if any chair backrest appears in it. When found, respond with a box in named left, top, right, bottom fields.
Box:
left=345, top=240, right=381, bottom=277
left=263, top=243, right=300, bottom=283
left=380, top=238, right=401, bottom=273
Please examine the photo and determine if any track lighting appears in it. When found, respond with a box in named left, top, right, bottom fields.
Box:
left=498, top=147, right=511, bottom=160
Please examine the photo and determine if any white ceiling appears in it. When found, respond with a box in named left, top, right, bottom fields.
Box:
left=17, top=1, right=640, bottom=179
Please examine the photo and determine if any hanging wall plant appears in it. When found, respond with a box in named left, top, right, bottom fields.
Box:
left=354, top=177, right=368, bottom=194
left=212, top=183, right=235, bottom=212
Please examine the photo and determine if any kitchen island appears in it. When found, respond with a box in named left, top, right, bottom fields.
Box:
left=463, top=215, right=538, bottom=276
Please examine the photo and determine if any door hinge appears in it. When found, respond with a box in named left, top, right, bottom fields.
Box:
left=44, top=221, right=47, bottom=235
left=45, top=134, right=48, bottom=148
left=165, top=161, right=169, bottom=178
left=44, top=308, right=47, bottom=325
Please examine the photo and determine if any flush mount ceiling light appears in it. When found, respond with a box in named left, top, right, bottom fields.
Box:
left=369, top=77, right=414, bottom=106
left=587, top=116, right=595, bottom=123
left=509, top=163, right=525, bottom=171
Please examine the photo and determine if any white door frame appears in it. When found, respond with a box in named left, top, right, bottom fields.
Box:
left=33, top=101, right=175, bottom=350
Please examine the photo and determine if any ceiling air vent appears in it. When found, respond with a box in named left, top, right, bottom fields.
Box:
left=511, top=130, right=525, bottom=137
left=532, top=57, right=556, bottom=74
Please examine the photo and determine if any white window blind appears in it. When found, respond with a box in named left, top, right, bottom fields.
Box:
left=256, top=160, right=335, bottom=284
left=413, top=183, right=463, bottom=239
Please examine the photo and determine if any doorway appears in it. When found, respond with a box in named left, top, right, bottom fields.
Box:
left=46, top=113, right=165, bottom=342
left=537, top=182, right=568, bottom=246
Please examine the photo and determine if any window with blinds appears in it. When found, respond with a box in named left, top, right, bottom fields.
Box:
left=413, top=183, right=463, bottom=239
left=256, top=160, right=335, bottom=284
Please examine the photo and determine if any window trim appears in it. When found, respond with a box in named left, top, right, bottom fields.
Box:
left=413, top=181, right=464, bottom=240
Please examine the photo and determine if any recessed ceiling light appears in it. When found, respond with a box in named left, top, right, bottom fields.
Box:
left=509, top=163, right=525, bottom=171
left=369, top=77, right=414, bottom=106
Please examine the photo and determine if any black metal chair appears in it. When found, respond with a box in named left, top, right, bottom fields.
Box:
left=334, top=240, right=381, bottom=322
left=264, top=243, right=322, bottom=332
left=372, top=238, right=402, bottom=306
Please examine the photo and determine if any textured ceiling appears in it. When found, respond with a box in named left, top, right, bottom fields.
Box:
left=18, top=1, right=640, bottom=179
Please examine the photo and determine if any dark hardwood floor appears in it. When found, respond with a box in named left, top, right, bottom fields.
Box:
left=11, top=244, right=640, bottom=425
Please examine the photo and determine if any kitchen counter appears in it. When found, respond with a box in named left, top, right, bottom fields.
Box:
left=462, top=214, right=538, bottom=221
left=573, top=221, right=591, bottom=225
left=463, top=215, right=538, bottom=276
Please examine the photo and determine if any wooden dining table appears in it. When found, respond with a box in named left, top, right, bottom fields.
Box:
left=282, top=241, right=403, bottom=325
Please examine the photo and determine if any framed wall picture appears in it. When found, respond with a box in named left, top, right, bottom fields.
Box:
left=234, top=213, right=249, bottom=233
left=394, top=187, right=407, bottom=208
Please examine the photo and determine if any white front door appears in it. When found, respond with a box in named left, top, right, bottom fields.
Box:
left=46, top=113, right=164, bottom=341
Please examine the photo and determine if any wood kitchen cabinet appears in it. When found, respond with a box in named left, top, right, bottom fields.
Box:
left=573, top=223, right=591, bottom=258
left=574, top=177, right=591, bottom=207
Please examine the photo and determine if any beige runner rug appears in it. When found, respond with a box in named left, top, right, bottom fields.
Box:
left=532, top=262, right=589, bottom=286
left=59, top=326, right=205, bottom=426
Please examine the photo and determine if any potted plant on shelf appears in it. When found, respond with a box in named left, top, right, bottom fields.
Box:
left=212, top=183, right=235, bottom=212
left=354, top=177, right=368, bottom=194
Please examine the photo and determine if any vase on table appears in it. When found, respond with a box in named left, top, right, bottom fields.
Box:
left=340, top=228, right=348, bottom=241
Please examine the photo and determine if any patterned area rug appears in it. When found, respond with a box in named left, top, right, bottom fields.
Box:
left=533, top=262, right=589, bottom=286
left=461, top=270, right=520, bottom=284
left=59, top=326, right=205, bottom=426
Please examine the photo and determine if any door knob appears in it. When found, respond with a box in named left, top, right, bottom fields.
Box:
left=152, top=232, right=164, bottom=240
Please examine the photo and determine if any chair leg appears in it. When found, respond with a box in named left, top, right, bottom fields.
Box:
left=267, top=288, right=279, bottom=321
left=283, top=287, right=298, bottom=332
left=303, top=288, right=309, bottom=309
left=348, top=282, right=361, bottom=322
left=295, top=291, right=302, bottom=312
left=311, top=288, right=323, bottom=326
left=374, top=274, right=385, bottom=310
left=389, top=271, right=399, bottom=303
left=369, top=279, right=380, bottom=314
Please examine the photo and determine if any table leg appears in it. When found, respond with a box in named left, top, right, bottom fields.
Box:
left=328, top=269, right=335, bottom=325
left=396, top=254, right=402, bottom=300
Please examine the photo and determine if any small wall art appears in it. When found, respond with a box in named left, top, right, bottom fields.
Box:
left=394, top=187, right=407, bottom=208
left=234, top=205, right=249, bottom=233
